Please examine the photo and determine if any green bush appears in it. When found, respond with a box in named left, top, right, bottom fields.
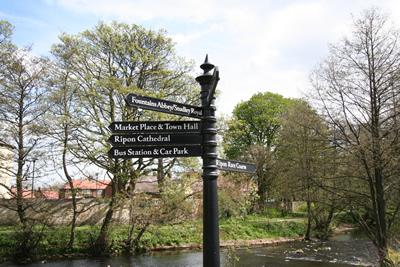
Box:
left=219, top=215, right=304, bottom=240
left=335, top=211, right=358, bottom=224
left=263, top=208, right=285, bottom=218
left=0, top=213, right=306, bottom=263
left=295, top=202, right=308, bottom=213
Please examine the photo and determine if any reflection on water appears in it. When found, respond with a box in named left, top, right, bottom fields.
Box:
left=0, top=232, right=378, bottom=267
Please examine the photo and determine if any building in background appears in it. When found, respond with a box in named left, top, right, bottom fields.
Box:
left=0, top=147, right=12, bottom=199
left=59, top=179, right=112, bottom=199
left=36, top=188, right=59, bottom=199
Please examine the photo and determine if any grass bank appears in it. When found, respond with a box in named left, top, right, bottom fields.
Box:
left=0, top=214, right=305, bottom=263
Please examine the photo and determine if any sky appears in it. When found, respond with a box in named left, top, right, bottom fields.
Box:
left=1, top=0, right=400, bottom=116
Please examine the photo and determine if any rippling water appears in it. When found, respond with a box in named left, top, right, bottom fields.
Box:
left=1, top=232, right=378, bottom=267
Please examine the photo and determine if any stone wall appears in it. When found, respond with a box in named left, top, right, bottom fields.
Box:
left=0, top=199, right=129, bottom=225
left=0, top=197, right=201, bottom=226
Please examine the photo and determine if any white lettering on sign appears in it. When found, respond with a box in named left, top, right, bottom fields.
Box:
left=217, top=159, right=227, bottom=168
left=113, top=149, right=127, bottom=157
left=137, top=134, right=170, bottom=142
left=227, top=161, right=247, bottom=170
left=115, top=124, right=139, bottom=131
left=216, top=158, right=256, bottom=174
left=184, top=122, right=199, bottom=130
left=158, top=147, right=190, bottom=156
left=127, top=148, right=152, bottom=156
left=128, top=94, right=202, bottom=117
left=139, top=123, right=157, bottom=131
left=164, top=123, right=182, bottom=131
left=130, top=95, right=157, bottom=108
left=114, top=135, right=136, bottom=145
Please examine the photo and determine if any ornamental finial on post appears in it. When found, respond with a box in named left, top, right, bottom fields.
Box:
left=200, top=54, right=215, bottom=74
left=196, top=55, right=219, bottom=106
left=196, top=55, right=215, bottom=85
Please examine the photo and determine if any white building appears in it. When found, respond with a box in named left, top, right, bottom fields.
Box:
left=0, top=147, right=12, bottom=199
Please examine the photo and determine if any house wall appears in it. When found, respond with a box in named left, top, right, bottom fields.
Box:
left=60, top=188, right=108, bottom=199
left=104, top=185, right=112, bottom=198
left=0, top=148, right=12, bottom=199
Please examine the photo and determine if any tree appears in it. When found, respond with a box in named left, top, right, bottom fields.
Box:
left=223, top=92, right=292, bottom=211
left=311, top=8, right=400, bottom=266
left=51, top=21, right=196, bottom=253
left=0, top=21, right=50, bottom=261
left=0, top=43, right=50, bottom=226
left=277, top=100, right=340, bottom=240
left=0, top=20, right=15, bottom=196
left=47, top=54, right=83, bottom=250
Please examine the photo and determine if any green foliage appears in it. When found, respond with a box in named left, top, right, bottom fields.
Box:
left=219, top=216, right=304, bottom=240
left=388, top=248, right=400, bottom=266
left=262, top=207, right=286, bottom=218
left=219, top=190, right=242, bottom=218
left=223, top=92, right=292, bottom=158
left=0, top=214, right=306, bottom=263
left=0, top=20, right=13, bottom=41
left=50, top=20, right=197, bottom=253
left=295, top=202, right=308, bottom=213
left=137, top=221, right=202, bottom=250
left=222, top=92, right=294, bottom=212
left=8, top=225, right=48, bottom=263
left=0, top=20, right=15, bottom=61
left=335, top=211, right=358, bottom=224
left=218, top=176, right=254, bottom=219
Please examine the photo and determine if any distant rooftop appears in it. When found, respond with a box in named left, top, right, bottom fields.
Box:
left=63, top=179, right=111, bottom=190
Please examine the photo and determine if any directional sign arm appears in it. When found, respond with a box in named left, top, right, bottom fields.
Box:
left=216, top=158, right=256, bottom=174
left=206, top=67, right=219, bottom=106
left=108, top=121, right=202, bottom=133
left=108, top=145, right=202, bottom=159
left=125, top=93, right=203, bottom=118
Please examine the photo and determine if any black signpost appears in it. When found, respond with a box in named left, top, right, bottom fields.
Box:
left=108, top=56, right=256, bottom=267
left=195, top=55, right=220, bottom=267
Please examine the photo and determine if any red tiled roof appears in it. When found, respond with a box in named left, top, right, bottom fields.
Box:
left=10, top=188, right=34, bottom=199
left=39, top=190, right=59, bottom=199
left=63, top=179, right=111, bottom=190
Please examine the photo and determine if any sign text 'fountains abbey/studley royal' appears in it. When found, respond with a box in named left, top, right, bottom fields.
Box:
left=108, top=56, right=256, bottom=267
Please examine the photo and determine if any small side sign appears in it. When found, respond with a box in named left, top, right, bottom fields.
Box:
left=216, top=158, right=256, bottom=174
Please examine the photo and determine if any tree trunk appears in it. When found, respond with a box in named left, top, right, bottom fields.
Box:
left=16, top=95, right=26, bottom=227
left=256, top=174, right=267, bottom=212
left=157, top=158, right=165, bottom=193
left=62, top=123, right=78, bottom=250
left=370, top=76, right=390, bottom=266
left=94, top=177, right=117, bottom=254
left=304, top=198, right=312, bottom=241
left=133, top=222, right=150, bottom=252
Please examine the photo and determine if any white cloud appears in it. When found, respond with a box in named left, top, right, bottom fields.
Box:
left=0, top=11, right=48, bottom=27
left=171, top=23, right=224, bottom=45
left=45, top=0, right=400, bottom=115
left=47, top=0, right=220, bottom=22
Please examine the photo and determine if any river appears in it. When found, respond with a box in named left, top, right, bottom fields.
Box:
left=1, top=232, right=378, bottom=267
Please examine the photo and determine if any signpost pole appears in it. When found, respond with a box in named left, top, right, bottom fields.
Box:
left=196, top=55, right=220, bottom=267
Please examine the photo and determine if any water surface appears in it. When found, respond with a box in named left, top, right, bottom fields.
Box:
left=1, top=232, right=377, bottom=267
